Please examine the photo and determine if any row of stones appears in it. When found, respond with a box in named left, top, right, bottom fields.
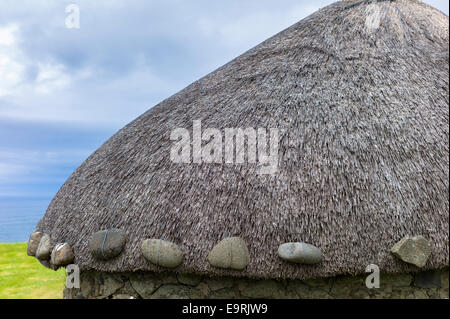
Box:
left=28, top=229, right=433, bottom=270
left=64, top=269, right=449, bottom=299
left=27, top=233, right=74, bottom=266
left=143, top=237, right=323, bottom=269
left=89, top=231, right=325, bottom=269
left=27, top=229, right=323, bottom=269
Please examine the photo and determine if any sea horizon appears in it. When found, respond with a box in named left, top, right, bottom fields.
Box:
left=0, top=197, right=51, bottom=243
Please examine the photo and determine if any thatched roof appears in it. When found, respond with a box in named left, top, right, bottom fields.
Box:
left=37, top=0, right=449, bottom=279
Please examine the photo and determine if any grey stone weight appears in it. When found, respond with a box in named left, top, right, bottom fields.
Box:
left=36, top=234, right=51, bottom=260
left=88, top=228, right=127, bottom=260
left=141, top=239, right=184, bottom=268
left=391, top=235, right=432, bottom=268
left=27, top=232, right=43, bottom=256
left=278, top=242, right=323, bottom=264
left=207, top=237, right=249, bottom=270
left=51, top=243, right=74, bottom=266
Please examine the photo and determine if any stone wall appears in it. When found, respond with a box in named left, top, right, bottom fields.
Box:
left=64, top=268, right=449, bottom=299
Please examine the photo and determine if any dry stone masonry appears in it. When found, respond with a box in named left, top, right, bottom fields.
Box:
left=63, top=269, right=449, bottom=299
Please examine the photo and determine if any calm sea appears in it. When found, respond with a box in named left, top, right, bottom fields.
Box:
left=0, top=198, right=50, bottom=242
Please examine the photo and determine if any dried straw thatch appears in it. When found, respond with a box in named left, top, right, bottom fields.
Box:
left=37, top=0, right=449, bottom=279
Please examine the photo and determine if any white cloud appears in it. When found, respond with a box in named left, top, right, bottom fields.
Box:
left=34, top=62, right=72, bottom=94
left=193, top=3, right=321, bottom=52
left=0, top=23, right=81, bottom=99
left=0, top=18, right=174, bottom=126
left=0, top=24, right=17, bottom=46
left=0, top=149, right=91, bottom=184
left=223, top=5, right=318, bottom=49
left=0, top=64, right=174, bottom=126
left=0, top=23, right=97, bottom=123
left=0, top=0, right=447, bottom=127
left=0, top=24, right=26, bottom=97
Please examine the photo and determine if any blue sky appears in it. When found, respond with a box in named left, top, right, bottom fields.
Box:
left=0, top=0, right=448, bottom=242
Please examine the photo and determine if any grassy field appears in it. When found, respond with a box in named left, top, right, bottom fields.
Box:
left=0, top=242, right=66, bottom=299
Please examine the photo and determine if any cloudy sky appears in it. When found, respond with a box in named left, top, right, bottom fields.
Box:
left=0, top=0, right=448, bottom=242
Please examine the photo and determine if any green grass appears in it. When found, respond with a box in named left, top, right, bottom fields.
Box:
left=0, top=242, right=66, bottom=299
